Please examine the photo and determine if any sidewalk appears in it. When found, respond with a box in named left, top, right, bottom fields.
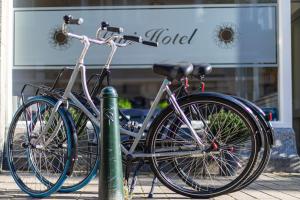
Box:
left=1, top=172, right=300, bottom=199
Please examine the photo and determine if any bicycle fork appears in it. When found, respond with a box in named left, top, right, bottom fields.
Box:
left=33, top=100, right=64, bottom=148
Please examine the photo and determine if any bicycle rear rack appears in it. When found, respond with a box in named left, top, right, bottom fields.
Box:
left=20, top=67, right=105, bottom=106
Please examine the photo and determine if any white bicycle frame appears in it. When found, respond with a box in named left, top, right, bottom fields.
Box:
left=34, top=21, right=205, bottom=159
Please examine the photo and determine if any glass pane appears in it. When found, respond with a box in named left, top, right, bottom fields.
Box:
left=13, top=0, right=279, bottom=121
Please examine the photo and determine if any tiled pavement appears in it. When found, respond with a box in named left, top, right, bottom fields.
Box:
left=1, top=172, right=300, bottom=199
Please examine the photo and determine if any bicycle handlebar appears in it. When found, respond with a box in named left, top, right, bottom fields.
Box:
left=62, top=16, right=158, bottom=48
left=68, top=33, right=106, bottom=46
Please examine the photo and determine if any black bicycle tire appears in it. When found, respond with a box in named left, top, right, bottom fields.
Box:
left=59, top=102, right=99, bottom=192
left=147, top=93, right=260, bottom=198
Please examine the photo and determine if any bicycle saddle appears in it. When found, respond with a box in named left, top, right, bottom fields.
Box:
left=153, top=63, right=193, bottom=80
left=192, top=63, right=212, bottom=79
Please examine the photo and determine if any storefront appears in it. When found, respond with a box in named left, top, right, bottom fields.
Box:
left=0, top=0, right=298, bottom=171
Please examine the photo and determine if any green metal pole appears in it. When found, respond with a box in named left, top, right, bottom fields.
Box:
left=99, top=86, right=124, bottom=200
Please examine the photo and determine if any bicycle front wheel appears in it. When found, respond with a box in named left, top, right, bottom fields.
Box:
left=147, top=93, right=259, bottom=198
left=6, top=96, right=76, bottom=198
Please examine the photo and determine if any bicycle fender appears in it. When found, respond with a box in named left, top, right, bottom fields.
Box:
left=232, top=96, right=274, bottom=147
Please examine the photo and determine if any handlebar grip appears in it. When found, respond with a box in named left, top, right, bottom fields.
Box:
left=142, top=40, right=159, bottom=47
left=123, top=35, right=142, bottom=43
left=100, top=21, right=123, bottom=33
left=70, top=18, right=84, bottom=25
left=63, top=15, right=84, bottom=25
left=107, top=26, right=124, bottom=33
left=101, top=21, right=109, bottom=28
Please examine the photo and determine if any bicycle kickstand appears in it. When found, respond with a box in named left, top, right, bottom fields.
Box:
left=148, top=176, right=158, bottom=198
left=129, top=159, right=145, bottom=195
left=125, top=154, right=137, bottom=189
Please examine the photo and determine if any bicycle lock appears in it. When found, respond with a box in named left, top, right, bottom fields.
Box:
left=99, top=86, right=124, bottom=200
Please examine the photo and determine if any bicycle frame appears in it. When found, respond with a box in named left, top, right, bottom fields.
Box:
left=34, top=25, right=205, bottom=159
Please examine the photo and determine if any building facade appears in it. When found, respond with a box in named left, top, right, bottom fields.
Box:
left=0, top=0, right=299, bottom=171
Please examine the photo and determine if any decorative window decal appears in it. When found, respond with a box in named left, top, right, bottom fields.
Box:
left=214, top=23, right=239, bottom=49
left=49, top=26, right=72, bottom=50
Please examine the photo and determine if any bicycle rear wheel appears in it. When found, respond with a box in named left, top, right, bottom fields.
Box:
left=6, top=96, right=76, bottom=198
left=147, top=93, right=259, bottom=198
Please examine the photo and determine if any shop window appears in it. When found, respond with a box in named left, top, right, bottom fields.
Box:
left=13, top=0, right=279, bottom=120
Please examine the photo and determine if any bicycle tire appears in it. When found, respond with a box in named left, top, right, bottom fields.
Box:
left=147, top=93, right=260, bottom=198
left=6, top=96, right=76, bottom=198
left=59, top=102, right=99, bottom=193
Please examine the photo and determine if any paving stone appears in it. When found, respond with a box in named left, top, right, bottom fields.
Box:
left=241, top=188, right=279, bottom=200
left=214, top=195, right=236, bottom=200
left=1, top=172, right=300, bottom=199
left=228, top=191, right=256, bottom=200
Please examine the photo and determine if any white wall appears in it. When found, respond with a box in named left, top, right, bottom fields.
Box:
left=273, top=0, right=293, bottom=128
left=0, top=0, right=13, bottom=171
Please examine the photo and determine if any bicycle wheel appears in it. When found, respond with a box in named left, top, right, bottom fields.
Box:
left=60, top=99, right=136, bottom=192
left=59, top=103, right=99, bottom=192
left=6, top=96, right=76, bottom=198
left=147, top=93, right=260, bottom=198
